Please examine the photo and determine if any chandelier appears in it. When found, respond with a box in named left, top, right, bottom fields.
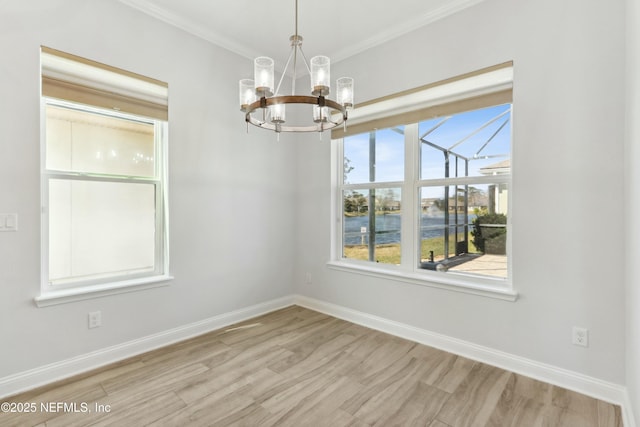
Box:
left=239, top=0, right=354, bottom=135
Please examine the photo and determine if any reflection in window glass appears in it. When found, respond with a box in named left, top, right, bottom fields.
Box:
left=46, top=105, right=155, bottom=177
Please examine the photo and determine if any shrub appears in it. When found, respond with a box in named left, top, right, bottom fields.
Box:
left=471, top=213, right=507, bottom=254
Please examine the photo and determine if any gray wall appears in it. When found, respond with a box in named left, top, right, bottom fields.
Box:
left=626, top=0, right=640, bottom=422
left=295, top=0, right=627, bottom=386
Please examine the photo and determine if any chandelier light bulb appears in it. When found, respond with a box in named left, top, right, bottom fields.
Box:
left=239, top=79, right=256, bottom=111
left=254, top=57, right=274, bottom=97
left=337, top=77, right=354, bottom=109
left=270, top=103, right=286, bottom=124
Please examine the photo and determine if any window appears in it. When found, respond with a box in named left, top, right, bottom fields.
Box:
left=342, top=127, right=405, bottom=264
left=38, top=47, right=170, bottom=305
left=331, top=63, right=515, bottom=299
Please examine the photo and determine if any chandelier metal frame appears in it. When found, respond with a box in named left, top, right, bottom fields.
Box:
left=239, top=0, right=353, bottom=134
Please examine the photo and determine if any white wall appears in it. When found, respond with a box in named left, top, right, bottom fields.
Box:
left=626, top=0, right=640, bottom=421
left=0, top=0, right=296, bottom=379
left=295, top=0, right=627, bottom=387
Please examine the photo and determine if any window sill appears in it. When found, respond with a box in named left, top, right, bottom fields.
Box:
left=326, top=261, right=517, bottom=302
left=34, top=275, right=173, bottom=307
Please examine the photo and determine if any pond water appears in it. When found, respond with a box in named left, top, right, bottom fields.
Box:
left=343, top=213, right=476, bottom=245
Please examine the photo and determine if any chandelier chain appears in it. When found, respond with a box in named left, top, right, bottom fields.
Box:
left=295, top=0, right=298, bottom=39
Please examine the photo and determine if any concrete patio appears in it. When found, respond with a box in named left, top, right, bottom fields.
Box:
left=448, top=254, right=507, bottom=278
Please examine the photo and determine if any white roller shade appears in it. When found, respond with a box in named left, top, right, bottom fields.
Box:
left=333, top=62, right=513, bottom=139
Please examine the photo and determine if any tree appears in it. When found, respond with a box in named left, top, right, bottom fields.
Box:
left=467, top=186, right=488, bottom=208
left=344, top=191, right=367, bottom=214
left=343, top=156, right=354, bottom=184
left=378, top=189, right=398, bottom=213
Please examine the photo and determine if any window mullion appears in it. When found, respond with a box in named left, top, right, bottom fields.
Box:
left=342, top=181, right=405, bottom=191
left=334, top=138, right=345, bottom=260
left=400, top=123, right=419, bottom=271
left=417, top=174, right=510, bottom=188
left=44, top=172, right=160, bottom=185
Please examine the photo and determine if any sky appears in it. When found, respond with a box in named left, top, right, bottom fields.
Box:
left=343, top=103, right=512, bottom=185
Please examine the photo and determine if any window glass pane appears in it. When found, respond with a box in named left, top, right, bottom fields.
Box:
left=343, top=188, right=402, bottom=265
left=49, top=179, right=156, bottom=284
left=343, top=126, right=405, bottom=184
left=420, top=184, right=507, bottom=278
left=420, top=104, right=511, bottom=180
left=46, top=104, right=155, bottom=177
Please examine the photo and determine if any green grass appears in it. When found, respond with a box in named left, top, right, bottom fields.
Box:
left=343, top=233, right=479, bottom=265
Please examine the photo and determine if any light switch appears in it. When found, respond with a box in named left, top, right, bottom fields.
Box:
left=5, top=214, right=16, bottom=229
left=0, top=214, right=18, bottom=232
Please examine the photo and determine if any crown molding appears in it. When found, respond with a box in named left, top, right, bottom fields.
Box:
left=331, top=0, right=486, bottom=63
left=118, top=0, right=485, bottom=65
left=117, top=0, right=262, bottom=61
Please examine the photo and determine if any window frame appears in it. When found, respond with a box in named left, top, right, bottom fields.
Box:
left=329, top=65, right=517, bottom=301
left=36, top=48, right=171, bottom=307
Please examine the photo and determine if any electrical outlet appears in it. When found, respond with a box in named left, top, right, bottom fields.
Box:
left=88, top=311, right=102, bottom=329
left=572, top=327, right=588, bottom=347
left=305, top=272, right=312, bottom=284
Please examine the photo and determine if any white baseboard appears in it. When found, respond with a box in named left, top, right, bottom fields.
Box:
left=0, top=295, right=294, bottom=399
left=623, top=392, right=638, bottom=427
left=293, top=295, right=635, bottom=427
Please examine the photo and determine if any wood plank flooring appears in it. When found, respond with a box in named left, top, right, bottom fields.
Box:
left=0, top=306, right=623, bottom=426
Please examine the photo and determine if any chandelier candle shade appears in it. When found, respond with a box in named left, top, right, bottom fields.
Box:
left=239, top=0, right=354, bottom=135
left=254, top=57, right=274, bottom=97
left=239, top=79, right=256, bottom=111
left=270, top=103, right=286, bottom=123
left=337, top=77, right=355, bottom=109
left=310, top=56, right=330, bottom=96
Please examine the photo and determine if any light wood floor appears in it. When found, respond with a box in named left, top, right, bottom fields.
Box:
left=1, top=306, right=623, bottom=426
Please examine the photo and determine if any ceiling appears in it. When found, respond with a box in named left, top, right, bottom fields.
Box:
left=118, top=0, right=483, bottom=68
